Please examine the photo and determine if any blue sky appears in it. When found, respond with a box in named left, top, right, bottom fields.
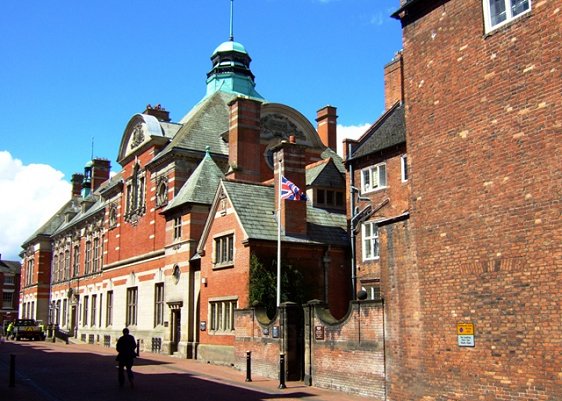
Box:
left=0, top=0, right=402, bottom=259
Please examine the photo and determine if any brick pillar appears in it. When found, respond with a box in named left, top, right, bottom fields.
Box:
left=316, top=106, right=338, bottom=152
left=273, top=138, right=307, bottom=236
left=228, top=97, right=262, bottom=182
left=384, top=52, right=404, bottom=110
left=71, top=173, right=84, bottom=197
left=91, top=159, right=111, bottom=191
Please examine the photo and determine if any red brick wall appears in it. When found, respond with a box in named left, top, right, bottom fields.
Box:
left=234, top=308, right=282, bottom=379
left=350, top=144, right=409, bottom=288
left=384, top=54, right=403, bottom=110
left=304, top=301, right=385, bottom=399
left=391, top=1, right=562, bottom=399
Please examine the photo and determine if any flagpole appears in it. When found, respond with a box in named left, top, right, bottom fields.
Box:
left=277, top=158, right=282, bottom=307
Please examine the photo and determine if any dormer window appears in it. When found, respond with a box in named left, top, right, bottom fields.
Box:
left=315, top=189, right=345, bottom=210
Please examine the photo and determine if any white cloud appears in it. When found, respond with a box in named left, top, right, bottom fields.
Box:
left=0, top=151, right=71, bottom=261
left=336, top=123, right=371, bottom=157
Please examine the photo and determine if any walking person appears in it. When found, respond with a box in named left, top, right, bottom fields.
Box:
left=116, top=328, right=137, bottom=387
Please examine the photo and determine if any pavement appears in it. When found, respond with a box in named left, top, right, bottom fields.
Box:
left=0, top=338, right=371, bottom=401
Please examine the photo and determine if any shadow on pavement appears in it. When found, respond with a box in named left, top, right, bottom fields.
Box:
left=0, top=341, right=320, bottom=401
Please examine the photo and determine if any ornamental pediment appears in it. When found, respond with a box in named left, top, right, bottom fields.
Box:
left=118, top=114, right=165, bottom=164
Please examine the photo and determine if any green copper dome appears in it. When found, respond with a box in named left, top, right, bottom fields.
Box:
left=206, top=39, right=263, bottom=99
left=212, top=40, right=248, bottom=56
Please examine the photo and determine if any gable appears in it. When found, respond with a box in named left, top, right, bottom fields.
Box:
left=117, top=114, right=170, bottom=164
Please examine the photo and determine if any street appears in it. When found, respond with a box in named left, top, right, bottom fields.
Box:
left=0, top=340, right=368, bottom=401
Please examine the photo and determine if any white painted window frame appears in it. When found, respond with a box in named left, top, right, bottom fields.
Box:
left=362, top=221, right=380, bottom=261
left=483, top=0, right=531, bottom=33
left=361, top=163, right=387, bottom=193
left=401, top=154, right=408, bottom=182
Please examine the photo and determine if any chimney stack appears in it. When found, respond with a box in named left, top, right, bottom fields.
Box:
left=71, top=173, right=84, bottom=197
left=143, top=104, right=171, bottom=122
left=91, top=158, right=111, bottom=191
left=316, top=106, right=338, bottom=152
left=227, top=97, right=262, bottom=182
left=383, top=52, right=404, bottom=110
left=273, top=139, right=307, bottom=237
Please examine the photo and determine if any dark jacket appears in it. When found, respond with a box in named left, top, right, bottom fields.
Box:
left=116, top=334, right=137, bottom=362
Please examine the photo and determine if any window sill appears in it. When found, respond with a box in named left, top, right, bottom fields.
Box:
left=361, top=186, right=388, bottom=195
left=213, top=262, right=234, bottom=270
left=362, top=257, right=380, bottom=262
left=208, top=330, right=235, bottom=336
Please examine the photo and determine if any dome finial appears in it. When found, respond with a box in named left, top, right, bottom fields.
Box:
left=229, top=0, right=234, bottom=41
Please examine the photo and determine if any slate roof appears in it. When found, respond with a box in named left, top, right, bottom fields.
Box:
left=348, top=102, right=405, bottom=160
left=164, top=152, right=225, bottom=211
left=306, top=158, right=345, bottom=189
left=320, top=147, right=346, bottom=174
left=22, top=199, right=78, bottom=246
left=54, top=195, right=105, bottom=235
left=0, top=259, right=20, bottom=273
left=221, top=180, right=348, bottom=246
left=153, top=91, right=241, bottom=164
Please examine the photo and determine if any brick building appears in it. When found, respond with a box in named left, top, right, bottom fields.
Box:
left=344, top=52, right=409, bottom=300
left=19, top=33, right=350, bottom=360
left=0, top=255, right=20, bottom=326
left=382, top=0, right=561, bottom=399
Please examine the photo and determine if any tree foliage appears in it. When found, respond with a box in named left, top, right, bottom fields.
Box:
left=249, top=253, right=306, bottom=318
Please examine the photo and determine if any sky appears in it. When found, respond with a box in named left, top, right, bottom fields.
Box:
left=0, top=0, right=403, bottom=260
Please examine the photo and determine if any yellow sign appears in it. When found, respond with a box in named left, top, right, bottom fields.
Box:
left=457, top=323, right=474, bottom=335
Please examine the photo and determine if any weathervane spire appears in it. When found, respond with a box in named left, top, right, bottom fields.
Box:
left=229, top=0, right=234, bottom=41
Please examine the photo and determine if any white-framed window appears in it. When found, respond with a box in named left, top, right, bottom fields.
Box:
left=91, top=294, right=97, bottom=327
left=214, top=234, right=234, bottom=266
left=106, top=290, right=113, bottom=327
left=3, top=274, right=15, bottom=285
left=83, top=295, right=89, bottom=326
left=64, top=249, right=70, bottom=280
left=85, top=241, right=92, bottom=274
left=483, top=0, right=531, bottom=32
left=72, top=245, right=80, bottom=277
left=26, top=259, right=34, bottom=286
left=362, top=221, right=380, bottom=261
left=401, top=154, right=408, bottom=182
left=126, top=287, right=138, bottom=326
left=361, top=163, right=387, bottom=193
left=209, top=298, right=237, bottom=333
left=93, top=237, right=101, bottom=272
left=154, top=283, right=165, bottom=327
left=361, top=283, right=382, bottom=301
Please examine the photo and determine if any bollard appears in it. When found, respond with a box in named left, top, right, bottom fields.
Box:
left=136, top=339, right=140, bottom=357
left=245, top=351, right=252, bottom=382
left=9, top=354, right=15, bottom=387
left=278, top=353, right=286, bottom=389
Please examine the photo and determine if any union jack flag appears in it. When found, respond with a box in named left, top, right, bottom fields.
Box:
left=281, top=176, right=307, bottom=201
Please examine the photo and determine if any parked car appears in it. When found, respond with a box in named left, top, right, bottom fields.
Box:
left=12, top=319, right=44, bottom=341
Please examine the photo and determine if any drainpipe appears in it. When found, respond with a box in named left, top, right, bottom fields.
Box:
left=348, top=143, right=357, bottom=300
left=322, top=247, right=331, bottom=304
